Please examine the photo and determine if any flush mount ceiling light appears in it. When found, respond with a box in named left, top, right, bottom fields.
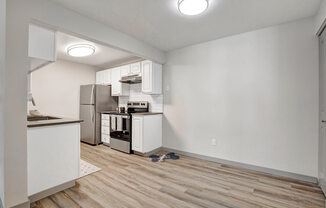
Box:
left=178, top=0, right=209, bottom=15
left=67, top=44, right=95, bottom=57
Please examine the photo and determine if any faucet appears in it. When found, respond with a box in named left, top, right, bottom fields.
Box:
left=27, top=92, right=36, bottom=106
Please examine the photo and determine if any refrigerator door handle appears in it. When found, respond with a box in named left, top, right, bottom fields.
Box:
left=91, top=85, right=95, bottom=104
left=92, top=108, right=95, bottom=123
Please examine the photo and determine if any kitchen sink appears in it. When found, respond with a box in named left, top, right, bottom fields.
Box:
left=27, top=116, right=61, bottom=122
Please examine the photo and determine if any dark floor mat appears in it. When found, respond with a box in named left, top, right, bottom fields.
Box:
left=149, top=152, right=180, bottom=162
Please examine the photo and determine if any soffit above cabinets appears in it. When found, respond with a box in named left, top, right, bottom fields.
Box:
left=56, top=32, right=142, bottom=69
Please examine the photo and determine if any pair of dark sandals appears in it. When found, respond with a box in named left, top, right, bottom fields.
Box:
left=149, top=152, right=180, bottom=162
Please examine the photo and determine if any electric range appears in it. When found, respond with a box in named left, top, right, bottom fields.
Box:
left=108, top=101, right=149, bottom=153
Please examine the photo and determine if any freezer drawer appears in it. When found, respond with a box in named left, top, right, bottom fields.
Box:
left=80, top=105, right=96, bottom=144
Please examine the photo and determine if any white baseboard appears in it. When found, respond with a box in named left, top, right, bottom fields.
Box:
left=319, top=178, right=326, bottom=196
left=163, top=147, right=318, bottom=184
left=10, top=200, right=30, bottom=208
left=29, top=180, right=75, bottom=203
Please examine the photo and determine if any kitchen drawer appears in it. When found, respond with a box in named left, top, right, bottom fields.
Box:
left=102, top=114, right=110, bottom=120
left=101, top=126, right=110, bottom=134
left=102, top=119, right=110, bottom=127
left=102, top=134, right=110, bottom=143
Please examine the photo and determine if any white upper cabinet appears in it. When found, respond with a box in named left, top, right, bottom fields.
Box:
left=120, top=65, right=131, bottom=77
left=130, top=62, right=141, bottom=75
left=28, top=24, right=56, bottom=62
left=96, top=71, right=102, bottom=85
left=103, top=70, right=111, bottom=84
left=96, top=60, right=162, bottom=96
left=141, top=60, right=162, bottom=94
left=96, top=69, right=111, bottom=85
left=120, top=62, right=142, bottom=77
left=111, top=67, right=129, bottom=96
left=111, top=67, right=121, bottom=83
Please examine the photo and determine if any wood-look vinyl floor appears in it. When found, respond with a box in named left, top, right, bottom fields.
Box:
left=31, top=143, right=325, bottom=208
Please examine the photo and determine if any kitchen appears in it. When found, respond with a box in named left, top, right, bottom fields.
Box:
left=2, top=0, right=326, bottom=208
left=27, top=24, right=164, bottom=202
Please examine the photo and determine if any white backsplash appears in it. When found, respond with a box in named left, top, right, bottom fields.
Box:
left=119, top=84, right=164, bottom=113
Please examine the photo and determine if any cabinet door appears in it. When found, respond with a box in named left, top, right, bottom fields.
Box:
left=111, top=67, right=121, bottom=83
left=96, top=71, right=104, bottom=85
left=28, top=24, right=56, bottom=61
left=120, top=65, right=131, bottom=77
left=132, top=117, right=143, bottom=152
left=111, top=81, right=121, bottom=96
left=96, top=72, right=101, bottom=84
left=103, top=70, right=111, bottom=85
left=130, top=62, right=141, bottom=75
left=142, top=61, right=152, bottom=93
left=111, top=67, right=121, bottom=95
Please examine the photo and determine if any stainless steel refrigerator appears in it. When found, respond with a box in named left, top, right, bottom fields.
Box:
left=80, top=84, right=118, bottom=145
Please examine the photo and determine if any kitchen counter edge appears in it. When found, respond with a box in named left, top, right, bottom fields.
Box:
left=101, top=112, right=163, bottom=116
left=130, top=112, right=163, bottom=116
left=28, top=118, right=83, bottom=128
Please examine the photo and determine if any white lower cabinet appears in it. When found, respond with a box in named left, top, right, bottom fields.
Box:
left=101, top=114, right=110, bottom=145
left=132, top=114, right=162, bottom=153
left=27, top=123, right=80, bottom=197
left=132, top=117, right=143, bottom=151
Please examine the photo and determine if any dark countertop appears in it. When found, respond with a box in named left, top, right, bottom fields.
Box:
left=101, top=111, right=126, bottom=115
left=101, top=111, right=163, bottom=116
left=27, top=117, right=83, bottom=128
left=130, top=112, right=163, bottom=116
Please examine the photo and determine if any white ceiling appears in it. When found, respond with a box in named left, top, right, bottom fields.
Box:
left=50, top=0, right=322, bottom=51
left=56, top=32, right=141, bottom=69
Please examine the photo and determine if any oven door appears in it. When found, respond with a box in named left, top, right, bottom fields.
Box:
left=110, top=115, right=130, bottom=141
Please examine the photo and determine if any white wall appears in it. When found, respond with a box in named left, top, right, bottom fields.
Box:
left=119, top=84, right=164, bottom=113
left=4, top=0, right=29, bottom=207
left=0, top=0, right=5, bottom=206
left=31, top=60, right=99, bottom=119
left=315, top=0, right=326, bottom=34
left=163, top=17, right=319, bottom=177
left=4, top=0, right=165, bottom=207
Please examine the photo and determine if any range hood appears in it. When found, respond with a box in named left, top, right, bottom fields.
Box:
left=119, top=74, right=142, bottom=84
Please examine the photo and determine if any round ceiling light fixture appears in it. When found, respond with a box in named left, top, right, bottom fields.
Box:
left=67, top=44, right=95, bottom=57
left=178, top=0, right=209, bottom=16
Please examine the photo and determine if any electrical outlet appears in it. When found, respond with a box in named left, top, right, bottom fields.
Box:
left=211, top=139, right=217, bottom=146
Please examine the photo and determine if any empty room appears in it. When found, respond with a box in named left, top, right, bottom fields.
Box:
left=1, top=0, right=326, bottom=207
